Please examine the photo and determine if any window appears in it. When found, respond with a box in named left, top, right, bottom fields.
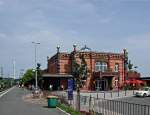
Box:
left=115, top=63, right=119, bottom=72
left=95, top=61, right=107, bottom=72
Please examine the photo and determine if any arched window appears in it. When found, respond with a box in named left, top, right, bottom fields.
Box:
left=95, top=61, right=107, bottom=72
left=115, top=63, right=119, bottom=72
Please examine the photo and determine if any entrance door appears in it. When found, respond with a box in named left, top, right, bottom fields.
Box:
left=95, top=80, right=100, bottom=91
left=95, top=78, right=108, bottom=91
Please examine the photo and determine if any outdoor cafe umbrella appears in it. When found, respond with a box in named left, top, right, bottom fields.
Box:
left=125, top=79, right=144, bottom=85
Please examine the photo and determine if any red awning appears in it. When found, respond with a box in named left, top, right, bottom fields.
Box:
left=125, top=80, right=131, bottom=84
left=135, top=80, right=145, bottom=84
left=125, top=79, right=144, bottom=84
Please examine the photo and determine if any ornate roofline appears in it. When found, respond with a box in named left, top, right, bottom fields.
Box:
left=49, top=50, right=124, bottom=61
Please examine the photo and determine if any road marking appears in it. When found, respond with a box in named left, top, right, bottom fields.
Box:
left=0, top=87, right=15, bottom=98
left=57, top=107, right=71, bottom=115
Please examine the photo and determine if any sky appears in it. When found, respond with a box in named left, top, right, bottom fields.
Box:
left=0, top=0, right=150, bottom=78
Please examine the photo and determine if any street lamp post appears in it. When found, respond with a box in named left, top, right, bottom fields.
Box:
left=118, top=72, right=120, bottom=97
left=32, top=42, right=40, bottom=90
left=123, top=49, right=128, bottom=81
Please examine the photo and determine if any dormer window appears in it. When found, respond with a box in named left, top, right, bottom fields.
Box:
left=95, top=61, right=107, bottom=72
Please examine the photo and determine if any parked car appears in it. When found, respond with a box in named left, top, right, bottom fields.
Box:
left=135, top=87, right=150, bottom=97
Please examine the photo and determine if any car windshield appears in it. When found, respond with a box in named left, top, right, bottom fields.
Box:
left=143, top=87, right=149, bottom=91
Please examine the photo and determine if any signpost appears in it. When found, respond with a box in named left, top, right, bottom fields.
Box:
left=68, top=79, right=73, bottom=100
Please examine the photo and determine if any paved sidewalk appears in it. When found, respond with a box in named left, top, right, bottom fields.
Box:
left=0, top=87, right=66, bottom=115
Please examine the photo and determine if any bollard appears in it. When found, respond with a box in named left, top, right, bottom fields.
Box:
left=97, top=93, right=98, bottom=99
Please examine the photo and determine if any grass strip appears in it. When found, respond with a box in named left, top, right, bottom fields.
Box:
left=57, top=103, right=82, bottom=115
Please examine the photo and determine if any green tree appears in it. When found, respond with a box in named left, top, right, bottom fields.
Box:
left=20, top=64, right=42, bottom=87
left=0, top=78, right=13, bottom=90
left=72, top=54, right=89, bottom=111
left=21, top=69, right=34, bottom=85
left=128, top=60, right=133, bottom=71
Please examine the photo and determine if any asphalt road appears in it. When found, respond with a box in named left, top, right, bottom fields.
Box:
left=117, top=96, right=150, bottom=106
left=106, top=96, right=150, bottom=115
left=0, top=87, right=66, bottom=115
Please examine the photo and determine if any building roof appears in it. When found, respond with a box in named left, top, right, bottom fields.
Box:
left=140, top=77, right=150, bottom=80
left=47, top=46, right=124, bottom=61
left=42, top=74, right=73, bottom=78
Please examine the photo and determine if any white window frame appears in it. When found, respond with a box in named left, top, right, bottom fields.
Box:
left=115, top=63, right=119, bottom=72
left=95, top=61, right=107, bottom=72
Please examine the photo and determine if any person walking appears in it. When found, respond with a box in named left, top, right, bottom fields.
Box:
left=49, top=84, right=53, bottom=91
left=61, top=85, right=64, bottom=90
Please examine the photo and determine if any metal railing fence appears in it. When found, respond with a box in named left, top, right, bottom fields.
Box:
left=53, top=92, right=150, bottom=115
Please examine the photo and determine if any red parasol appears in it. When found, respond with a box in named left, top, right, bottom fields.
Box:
left=135, top=80, right=144, bottom=84
left=125, top=79, right=144, bottom=84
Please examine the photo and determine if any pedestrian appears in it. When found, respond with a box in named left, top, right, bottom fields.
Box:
left=61, top=85, right=64, bottom=90
left=31, top=84, right=35, bottom=90
left=49, top=84, right=53, bottom=91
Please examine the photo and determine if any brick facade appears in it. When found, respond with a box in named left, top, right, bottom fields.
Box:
left=46, top=46, right=126, bottom=90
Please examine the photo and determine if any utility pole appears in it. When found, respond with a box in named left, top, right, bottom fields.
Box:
left=13, top=60, right=16, bottom=79
left=32, top=42, right=40, bottom=90
left=19, top=69, right=24, bottom=79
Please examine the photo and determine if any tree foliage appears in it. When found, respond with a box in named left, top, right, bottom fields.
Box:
left=128, top=60, right=133, bottom=71
left=20, top=69, right=34, bottom=84
left=0, top=78, right=14, bottom=90
left=72, top=54, right=89, bottom=88
left=20, top=63, right=42, bottom=85
left=72, top=53, right=89, bottom=112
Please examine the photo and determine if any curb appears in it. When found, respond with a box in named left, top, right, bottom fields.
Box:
left=56, top=107, right=71, bottom=115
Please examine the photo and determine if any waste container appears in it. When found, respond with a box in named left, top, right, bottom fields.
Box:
left=47, top=96, right=58, bottom=108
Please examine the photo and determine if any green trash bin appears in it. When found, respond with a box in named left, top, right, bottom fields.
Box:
left=47, top=96, right=58, bottom=108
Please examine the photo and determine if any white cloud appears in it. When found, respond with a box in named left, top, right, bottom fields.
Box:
left=0, top=33, right=6, bottom=38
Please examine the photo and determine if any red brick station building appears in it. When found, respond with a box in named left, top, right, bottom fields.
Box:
left=42, top=45, right=130, bottom=91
